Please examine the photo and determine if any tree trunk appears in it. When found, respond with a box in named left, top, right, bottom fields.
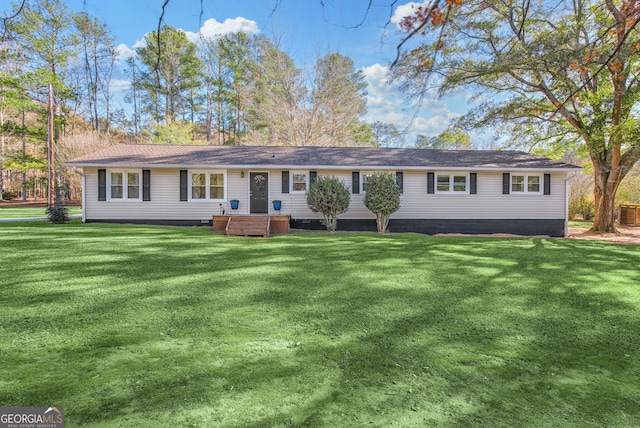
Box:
left=591, top=164, right=620, bottom=233
left=376, top=213, right=390, bottom=234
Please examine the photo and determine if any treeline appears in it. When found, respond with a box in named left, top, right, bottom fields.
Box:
left=128, top=28, right=371, bottom=146
left=0, top=0, right=404, bottom=201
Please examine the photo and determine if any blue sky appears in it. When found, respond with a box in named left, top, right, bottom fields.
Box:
left=62, top=0, right=473, bottom=142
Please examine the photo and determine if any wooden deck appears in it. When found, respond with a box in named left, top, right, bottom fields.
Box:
left=212, top=215, right=290, bottom=237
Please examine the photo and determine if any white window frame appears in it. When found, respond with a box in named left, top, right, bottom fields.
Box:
left=188, top=170, right=227, bottom=202
left=361, top=172, right=375, bottom=193
left=435, top=173, right=469, bottom=194
left=107, top=169, right=142, bottom=201
left=291, top=171, right=308, bottom=193
left=511, top=174, right=542, bottom=194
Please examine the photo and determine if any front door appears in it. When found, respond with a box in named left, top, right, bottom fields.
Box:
left=250, top=172, right=269, bottom=214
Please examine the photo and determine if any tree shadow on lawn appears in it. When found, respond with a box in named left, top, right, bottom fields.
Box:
left=1, top=226, right=640, bottom=426
left=248, top=236, right=640, bottom=426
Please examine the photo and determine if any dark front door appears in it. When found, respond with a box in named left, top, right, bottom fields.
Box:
left=250, top=172, right=269, bottom=213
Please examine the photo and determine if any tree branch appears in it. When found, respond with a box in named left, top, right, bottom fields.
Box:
left=1, top=0, right=26, bottom=42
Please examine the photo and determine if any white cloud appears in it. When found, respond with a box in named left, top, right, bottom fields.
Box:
left=132, top=37, right=147, bottom=49
left=116, top=44, right=136, bottom=60
left=110, top=79, right=131, bottom=93
left=362, top=62, right=460, bottom=140
left=391, top=1, right=428, bottom=28
left=185, top=17, right=260, bottom=43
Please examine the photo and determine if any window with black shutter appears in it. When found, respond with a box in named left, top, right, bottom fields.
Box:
left=544, top=174, right=551, bottom=195
left=427, top=172, right=434, bottom=194
left=142, top=170, right=151, bottom=201
left=503, top=173, right=510, bottom=194
left=282, top=171, right=290, bottom=193
left=352, top=172, right=360, bottom=194
left=180, top=170, right=188, bottom=201
left=396, top=172, right=403, bottom=193
left=98, top=169, right=106, bottom=201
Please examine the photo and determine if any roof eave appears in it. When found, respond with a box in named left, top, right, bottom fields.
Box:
left=65, top=161, right=582, bottom=171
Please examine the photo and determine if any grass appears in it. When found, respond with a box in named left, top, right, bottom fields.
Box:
left=569, top=220, right=594, bottom=229
left=1, top=222, right=639, bottom=427
left=0, top=205, right=82, bottom=219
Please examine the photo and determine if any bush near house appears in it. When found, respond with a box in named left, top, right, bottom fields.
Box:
left=306, top=176, right=351, bottom=232
left=364, top=172, right=401, bottom=233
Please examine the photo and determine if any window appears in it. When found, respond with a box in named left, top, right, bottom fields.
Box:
left=291, top=172, right=307, bottom=192
left=512, top=175, right=541, bottom=193
left=110, top=172, right=123, bottom=199
left=108, top=170, right=141, bottom=200
left=210, top=173, right=224, bottom=199
left=189, top=171, right=226, bottom=201
left=362, top=173, right=373, bottom=192
left=436, top=173, right=468, bottom=193
left=437, top=175, right=450, bottom=192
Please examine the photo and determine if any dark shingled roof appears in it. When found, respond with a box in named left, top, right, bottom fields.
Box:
left=67, top=144, right=580, bottom=170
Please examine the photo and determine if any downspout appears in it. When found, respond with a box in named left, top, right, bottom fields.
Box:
left=564, top=172, right=570, bottom=237
left=72, top=166, right=86, bottom=223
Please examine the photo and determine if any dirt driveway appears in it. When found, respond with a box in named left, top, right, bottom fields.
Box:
left=568, top=226, right=640, bottom=245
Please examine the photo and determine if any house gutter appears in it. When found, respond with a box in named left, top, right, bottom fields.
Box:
left=565, top=172, right=571, bottom=237
left=66, top=162, right=582, bottom=173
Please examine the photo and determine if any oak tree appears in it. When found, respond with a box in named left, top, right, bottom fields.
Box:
left=392, top=0, right=640, bottom=232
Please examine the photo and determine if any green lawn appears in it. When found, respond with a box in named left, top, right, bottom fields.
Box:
left=1, top=223, right=639, bottom=427
left=0, top=206, right=82, bottom=219
left=569, top=220, right=594, bottom=229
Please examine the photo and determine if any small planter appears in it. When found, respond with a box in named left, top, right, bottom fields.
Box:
left=272, top=200, right=282, bottom=211
left=230, top=200, right=239, bottom=210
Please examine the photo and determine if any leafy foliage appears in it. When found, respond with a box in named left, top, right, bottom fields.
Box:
left=363, top=172, right=401, bottom=233
left=46, top=203, right=70, bottom=223
left=306, top=176, right=351, bottom=232
left=141, top=121, right=200, bottom=145
left=136, top=25, right=202, bottom=124
left=371, top=121, right=407, bottom=147
left=415, top=128, right=474, bottom=150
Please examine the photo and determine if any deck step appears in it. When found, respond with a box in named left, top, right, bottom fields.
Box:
left=225, top=216, right=270, bottom=237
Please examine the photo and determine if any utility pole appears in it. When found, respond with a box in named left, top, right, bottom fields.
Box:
left=47, top=83, right=54, bottom=208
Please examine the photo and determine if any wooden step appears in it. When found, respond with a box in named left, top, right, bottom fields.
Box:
left=225, top=216, right=270, bottom=237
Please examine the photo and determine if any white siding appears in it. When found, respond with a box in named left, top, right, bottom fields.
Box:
left=83, top=168, right=568, bottom=222
left=392, top=171, right=566, bottom=219
left=272, top=170, right=567, bottom=220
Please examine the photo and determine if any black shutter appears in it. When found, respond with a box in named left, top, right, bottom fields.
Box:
left=396, top=172, right=403, bottom=193
left=470, top=173, right=477, bottom=195
left=282, top=171, right=290, bottom=193
left=352, top=172, right=360, bottom=194
left=180, top=170, right=188, bottom=201
left=98, top=169, right=106, bottom=201
left=142, top=170, right=151, bottom=201
left=544, top=173, right=551, bottom=195
left=427, top=172, right=434, bottom=194
left=503, top=173, right=510, bottom=194
left=310, top=171, right=317, bottom=186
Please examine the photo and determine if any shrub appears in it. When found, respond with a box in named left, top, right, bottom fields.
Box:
left=46, top=204, right=70, bottom=224
left=364, top=172, right=401, bottom=233
left=2, top=191, right=17, bottom=200
left=306, top=176, right=351, bottom=232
